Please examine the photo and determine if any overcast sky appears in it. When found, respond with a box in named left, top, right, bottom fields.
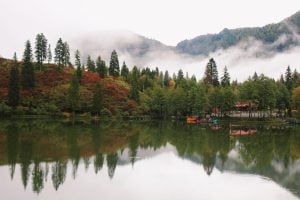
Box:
left=1, top=0, right=300, bottom=58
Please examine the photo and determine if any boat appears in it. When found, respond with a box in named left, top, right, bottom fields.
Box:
left=186, top=117, right=200, bottom=123
left=186, top=117, right=218, bottom=124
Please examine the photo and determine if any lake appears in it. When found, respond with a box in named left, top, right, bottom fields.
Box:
left=0, top=119, right=300, bottom=200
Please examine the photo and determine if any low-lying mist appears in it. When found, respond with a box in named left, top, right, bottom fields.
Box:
left=69, top=31, right=300, bottom=82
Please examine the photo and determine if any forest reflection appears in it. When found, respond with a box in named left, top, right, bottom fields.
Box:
left=0, top=119, right=300, bottom=195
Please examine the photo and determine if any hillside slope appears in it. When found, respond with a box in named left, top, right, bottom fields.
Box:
left=176, top=11, right=300, bottom=56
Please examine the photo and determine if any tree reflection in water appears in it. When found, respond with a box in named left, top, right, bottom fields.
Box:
left=0, top=119, right=299, bottom=196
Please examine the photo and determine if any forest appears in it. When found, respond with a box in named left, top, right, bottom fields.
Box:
left=0, top=33, right=300, bottom=119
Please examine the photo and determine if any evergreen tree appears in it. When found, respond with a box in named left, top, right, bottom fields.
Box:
left=74, top=50, right=82, bottom=83
left=129, top=66, right=140, bottom=102
left=159, top=71, right=164, bottom=87
left=252, top=72, right=259, bottom=81
left=34, top=33, right=47, bottom=70
left=221, top=66, right=230, bottom=87
left=86, top=55, right=96, bottom=72
left=155, top=67, right=159, bottom=77
left=280, top=74, right=285, bottom=83
left=177, top=69, right=184, bottom=80
left=285, top=66, right=293, bottom=91
left=63, top=42, right=70, bottom=67
left=93, top=83, right=102, bottom=116
left=191, top=75, right=197, bottom=82
left=68, top=75, right=80, bottom=114
left=47, top=44, right=52, bottom=64
left=163, top=70, right=170, bottom=87
left=8, top=53, right=20, bottom=108
left=22, top=40, right=35, bottom=88
left=292, top=69, right=299, bottom=86
left=203, top=58, right=219, bottom=86
left=96, top=56, right=107, bottom=78
left=108, top=50, right=119, bottom=77
left=120, top=61, right=129, bottom=79
left=75, top=67, right=82, bottom=84
left=74, top=50, right=81, bottom=68
left=54, top=38, right=65, bottom=70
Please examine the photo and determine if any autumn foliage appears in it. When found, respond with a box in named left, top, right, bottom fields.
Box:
left=0, top=57, right=136, bottom=115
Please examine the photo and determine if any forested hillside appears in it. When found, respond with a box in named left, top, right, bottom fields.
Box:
left=0, top=34, right=300, bottom=119
left=176, top=11, right=300, bottom=55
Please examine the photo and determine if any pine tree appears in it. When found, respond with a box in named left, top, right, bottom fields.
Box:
left=35, top=33, right=47, bottom=70
left=252, top=72, right=258, bottom=81
left=129, top=66, right=140, bottom=102
left=86, top=55, right=96, bottom=72
left=120, top=61, right=129, bottom=79
left=221, top=66, right=230, bottom=87
left=96, top=56, right=107, bottom=78
left=74, top=50, right=82, bottom=83
left=93, top=82, right=102, bottom=116
left=8, top=53, right=20, bottom=108
left=108, top=50, right=119, bottom=77
left=203, top=58, right=219, bottom=86
left=54, top=38, right=65, bottom=70
left=177, top=69, right=184, bottom=80
left=47, top=44, right=52, bottom=64
left=63, top=42, right=70, bottom=67
left=292, top=69, right=299, bottom=86
left=285, top=66, right=293, bottom=91
left=68, top=75, right=80, bottom=114
left=22, top=40, right=35, bottom=88
left=74, top=50, right=81, bottom=68
left=163, top=70, right=170, bottom=87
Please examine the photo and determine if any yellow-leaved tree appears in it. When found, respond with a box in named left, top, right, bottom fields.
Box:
left=292, top=86, right=300, bottom=110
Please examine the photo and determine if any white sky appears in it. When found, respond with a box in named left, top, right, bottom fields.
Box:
left=1, top=0, right=300, bottom=58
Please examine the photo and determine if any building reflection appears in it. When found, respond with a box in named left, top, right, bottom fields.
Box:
left=229, top=124, right=257, bottom=136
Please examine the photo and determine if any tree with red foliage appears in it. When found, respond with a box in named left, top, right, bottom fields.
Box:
left=93, top=82, right=102, bottom=116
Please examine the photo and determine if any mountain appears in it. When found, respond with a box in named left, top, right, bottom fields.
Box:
left=66, top=11, right=300, bottom=81
left=70, top=11, right=300, bottom=63
left=69, top=30, right=173, bottom=64
left=176, top=11, right=300, bottom=56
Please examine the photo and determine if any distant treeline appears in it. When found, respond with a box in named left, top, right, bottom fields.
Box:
left=0, top=33, right=300, bottom=118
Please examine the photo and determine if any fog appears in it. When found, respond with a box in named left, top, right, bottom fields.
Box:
left=68, top=31, right=300, bottom=82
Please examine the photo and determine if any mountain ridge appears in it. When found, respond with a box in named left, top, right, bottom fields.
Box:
left=175, top=10, right=300, bottom=56
left=72, top=10, right=300, bottom=63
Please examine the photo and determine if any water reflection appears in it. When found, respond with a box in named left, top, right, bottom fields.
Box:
left=0, top=120, right=299, bottom=199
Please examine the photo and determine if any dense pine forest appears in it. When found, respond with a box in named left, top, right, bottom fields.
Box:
left=0, top=33, right=300, bottom=119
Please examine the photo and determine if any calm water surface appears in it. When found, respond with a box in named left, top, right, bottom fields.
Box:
left=0, top=119, right=300, bottom=200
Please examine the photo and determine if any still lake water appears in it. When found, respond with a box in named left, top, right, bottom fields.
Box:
left=0, top=119, right=300, bottom=200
